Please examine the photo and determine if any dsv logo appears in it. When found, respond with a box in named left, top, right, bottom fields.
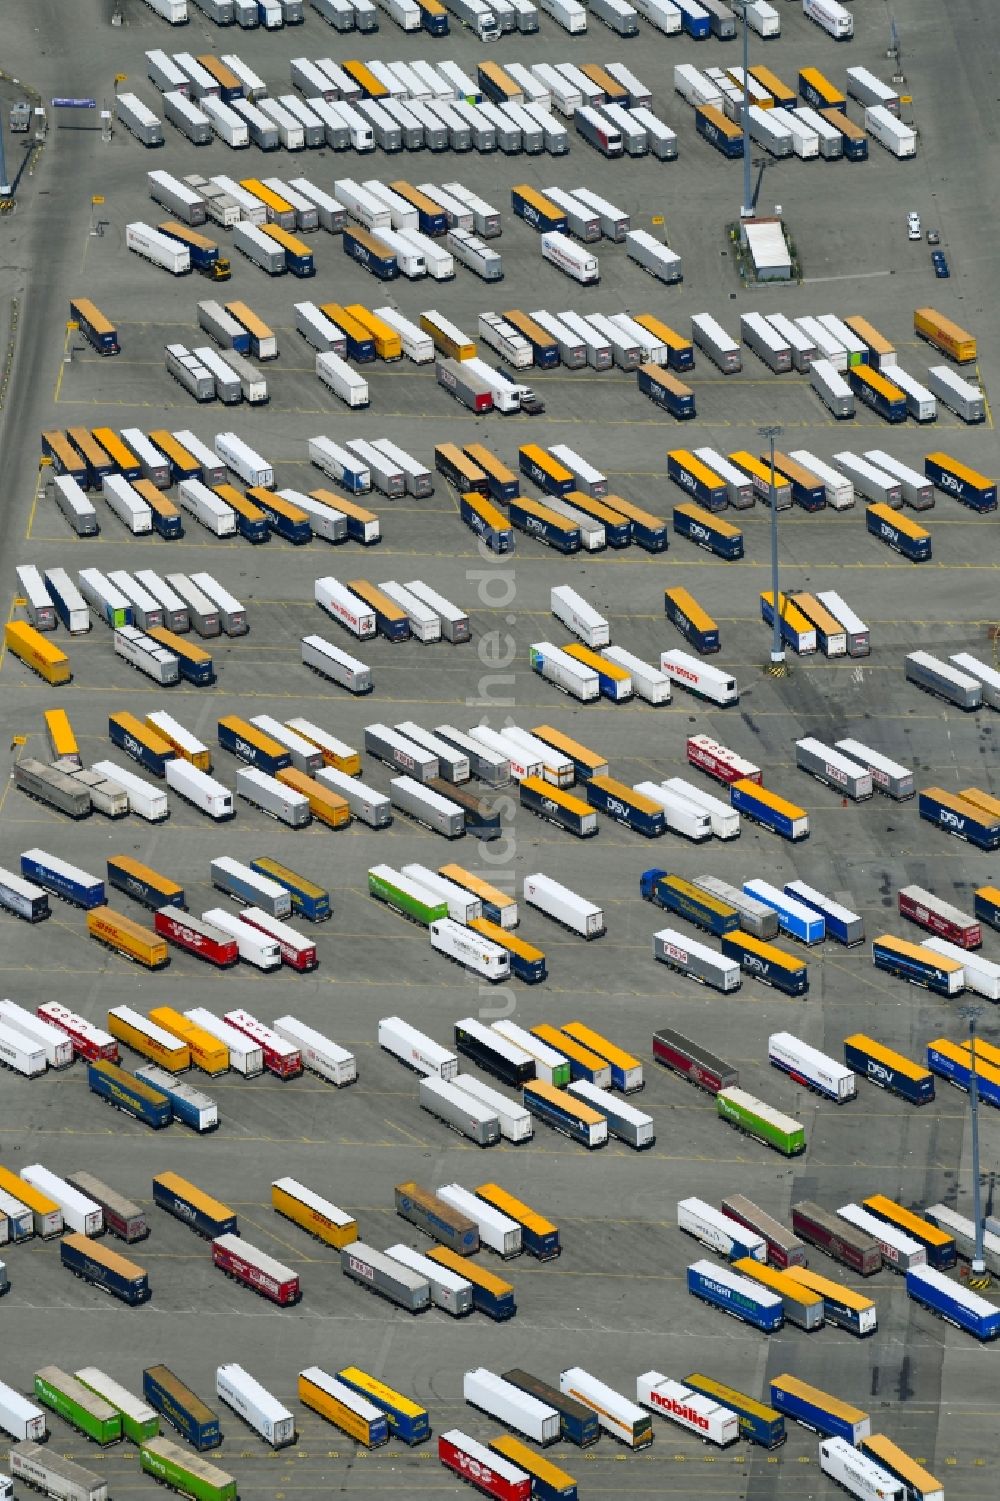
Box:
left=940, top=809, right=966, bottom=829
left=868, top=1062, right=894, bottom=1083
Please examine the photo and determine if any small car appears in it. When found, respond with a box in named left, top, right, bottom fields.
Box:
left=907, top=211, right=921, bottom=240
left=926, top=228, right=941, bottom=245
left=931, top=251, right=950, bottom=278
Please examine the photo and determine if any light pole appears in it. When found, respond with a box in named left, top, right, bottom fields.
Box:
left=959, top=1004, right=988, bottom=1283
left=760, top=424, right=784, bottom=668
left=733, top=2, right=754, bottom=221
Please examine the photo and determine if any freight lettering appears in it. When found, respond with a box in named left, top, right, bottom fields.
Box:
left=867, top=1060, right=895, bottom=1084
left=680, top=472, right=696, bottom=492
left=939, top=809, right=966, bottom=830
left=939, top=474, right=963, bottom=494
left=675, top=610, right=691, bottom=633
left=663, top=941, right=688, bottom=963
left=690, top=523, right=710, bottom=541
left=651, top=1390, right=709, bottom=1429
left=668, top=662, right=697, bottom=683
left=607, top=797, right=628, bottom=816
left=235, top=738, right=255, bottom=760
left=824, top=762, right=848, bottom=785
left=125, top=734, right=143, bottom=757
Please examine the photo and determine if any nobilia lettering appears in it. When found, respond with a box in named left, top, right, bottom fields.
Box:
left=651, top=1390, right=709, bottom=1428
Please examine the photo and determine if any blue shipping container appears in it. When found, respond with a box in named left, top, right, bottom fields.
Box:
left=252, top=492, right=312, bottom=545
left=510, top=187, right=568, bottom=234
left=683, top=1374, right=785, bottom=1449
left=769, top=1380, right=868, bottom=1443
left=872, top=940, right=959, bottom=996
left=664, top=591, right=719, bottom=653
left=974, top=888, right=1000, bottom=931
left=667, top=452, right=727, bottom=510
left=169, top=645, right=216, bottom=688
left=687, top=1262, right=783, bottom=1333
left=61, top=1236, right=151, bottom=1305
left=106, top=856, right=185, bottom=911
left=672, top=505, right=744, bottom=560
left=785, top=882, right=863, bottom=946
left=342, top=229, right=398, bottom=281
left=460, top=493, right=515, bottom=554
left=729, top=784, right=808, bottom=841
left=637, top=366, right=696, bottom=418
left=509, top=497, right=580, bottom=553
left=918, top=790, right=1000, bottom=851
left=696, top=106, right=744, bottom=159
left=217, top=719, right=292, bottom=775
left=905, top=1264, right=1000, bottom=1341
left=742, top=880, right=825, bottom=944
left=231, top=506, right=269, bottom=544
left=759, top=593, right=816, bottom=654
left=143, top=1368, right=220, bottom=1450
left=249, top=860, right=331, bottom=921
left=419, top=0, right=449, bottom=32
left=865, top=505, right=932, bottom=562
left=87, top=1061, right=173, bottom=1128
left=640, top=870, right=739, bottom=935
left=151, top=1177, right=238, bottom=1239
left=848, top=368, right=907, bottom=423
left=20, top=852, right=105, bottom=909
left=585, top=781, right=665, bottom=838
left=335, top=1368, right=431, bottom=1445
left=923, top=455, right=997, bottom=512
left=150, top=506, right=183, bottom=540
left=675, top=0, right=711, bottom=36
left=926, top=1042, right=1000, bottom=1108
left=136, top=1067, right=218, bottom=1133
left=842, top=1037, right=934, bottom=1105
left=519, top=779, right=597, bottom=838
left=108, top=715, right=175, bottom=777
left=518, top=447, right=574, bottom=497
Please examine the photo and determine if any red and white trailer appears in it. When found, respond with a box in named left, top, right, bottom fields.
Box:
left=224, top=1009, right=303, bottom=1080
left=212, top=1233, right=301, bottom=1305
left=687, top=734, right=761, bottom=786
left=438, top=1431, right=530, bottom=1501
left=37, top=1001, right=118, bottom=1062
left=898, top=885, right=981, bottom=949
left=237, top=906, right=318, bottom=972
left=153, top=908, right=239, bottom=968
left=636, top=1372, right=739, bottom=1446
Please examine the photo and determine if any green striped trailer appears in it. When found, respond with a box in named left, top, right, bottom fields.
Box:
left=140, top=1438, right=236, bottom=1501
left=716, top=1087, right=805, bottom=1157
left=34, top=1366, right=123, bottom=1445
left=368, top=864, right=449, bottom=926
left=75, top=1367, right=159, bottom=1444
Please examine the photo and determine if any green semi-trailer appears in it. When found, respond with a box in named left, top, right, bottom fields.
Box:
left=716, top=1087, right=805, bottom=1156
left=34, top=1367, right=123, bottom=1446
left=368, top=864, right=448, bottom=926
left=140, top=1437, right=237, bottom=1501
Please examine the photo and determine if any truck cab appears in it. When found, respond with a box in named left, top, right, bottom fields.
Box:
left=493, top=364, right=545, bottom=414
left=640, top=868, right=667, bottom=902
left=9, top=101, right=30, bottom=133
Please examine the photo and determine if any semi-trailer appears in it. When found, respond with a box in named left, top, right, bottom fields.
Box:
left=10, top=1447, right=108, bottom=1501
